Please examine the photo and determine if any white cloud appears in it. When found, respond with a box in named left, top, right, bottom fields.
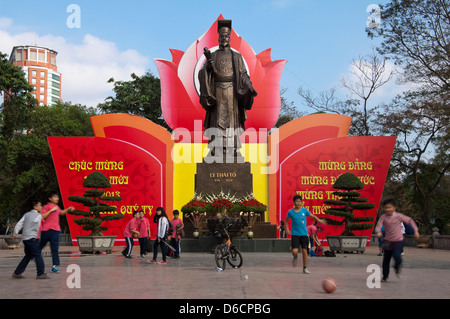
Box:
left=0, top=19, right=150, bottom=107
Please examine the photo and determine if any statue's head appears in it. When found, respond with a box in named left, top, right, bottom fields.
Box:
left=218, top=19, right=231, bottom=49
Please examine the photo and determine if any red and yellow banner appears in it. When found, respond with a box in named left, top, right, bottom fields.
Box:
left=268, top=114, right=396, bottom=244
left=48, top=114, right=173, bottom=245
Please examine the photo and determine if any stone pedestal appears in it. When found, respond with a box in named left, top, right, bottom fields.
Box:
left=195, top=160, right=252, bottom=197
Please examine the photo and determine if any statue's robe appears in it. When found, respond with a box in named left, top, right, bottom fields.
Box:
left=198, top=49, right=255, bottom=153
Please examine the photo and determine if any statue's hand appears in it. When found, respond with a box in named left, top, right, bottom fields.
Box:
left=206, top=59, right=215, bottom=72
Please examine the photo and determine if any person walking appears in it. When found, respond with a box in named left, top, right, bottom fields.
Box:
left=149, top=207, right=169, bottom=264
left=12, top=200, right=50, bottom=279
left=138, top=210, right=151, bottom=258
left=122, top=211, right=140, bottom=258
left=39, top=191, right=74, bottom=273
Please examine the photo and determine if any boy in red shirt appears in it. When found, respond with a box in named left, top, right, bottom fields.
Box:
left=122, top=211, right=140, bottom=258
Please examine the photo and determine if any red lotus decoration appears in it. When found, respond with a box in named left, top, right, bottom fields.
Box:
left=154, top=15, right=286, bottom=142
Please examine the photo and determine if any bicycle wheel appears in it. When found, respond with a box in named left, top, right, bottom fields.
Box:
left=215, top=245, right=227, bottom=270
left=227, top=246, right=243, bottom=268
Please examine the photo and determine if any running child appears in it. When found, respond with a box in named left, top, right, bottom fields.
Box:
left=285, top=195, right=327, bottom=274
left=375, top=198, right=419, bottom=281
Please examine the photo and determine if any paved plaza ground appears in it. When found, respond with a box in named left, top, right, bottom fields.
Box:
left=1, top=243, right=449, bottom=303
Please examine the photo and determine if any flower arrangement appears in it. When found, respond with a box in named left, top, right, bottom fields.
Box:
left=181, top=193, right=208, bottom=238
left=181, top=191, right=267, bottom=217
left=240, top=211, right=258, bottom=238
left=180, top=191, right=268, bottom=239
left=205, top=191, right=240, bottom=215
left=238, top=194, right=267, bottom=213
left=180, top=191, right=267, bottom=238
left=180, top=192, right=207, bottom=214
left=210, top=198, right=234, bottom=212
left=237, top=194, right=267, bottom=238
left=184, top=211, right=207, bottom=229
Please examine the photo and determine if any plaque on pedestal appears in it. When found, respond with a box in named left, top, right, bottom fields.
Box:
left=195, top=161, right=252, bottom=197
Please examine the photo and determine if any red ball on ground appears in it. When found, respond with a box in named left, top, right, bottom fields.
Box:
left=322, top=278, right=337, bottom=294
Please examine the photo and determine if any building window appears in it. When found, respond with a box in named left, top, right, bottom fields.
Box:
left=32, top=70, right=37, bottom=76
left=31, top=78, right=37, bottom=84
left=30, top=50, right=37, bottom=60
left=40, top=86, right=45, bottom=93
left=40, top=94, right=45, bottom=101
left=40, top=79, right=45, bottom=85
left=51, top=81, right=59, bottom=89
left=50, top=55, right=56, bottom=66
left=51, top=73, right=60, bottom=81
left=15, top=51, right=22, bottom=61
left=38, top=51, right=45, bottom=62
left=40, top=71, right=45, bottom=78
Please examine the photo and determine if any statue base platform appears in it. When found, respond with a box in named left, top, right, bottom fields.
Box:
left=180, top=237, right=288, bottom=253
left=195, top=158, right=252, bottom=197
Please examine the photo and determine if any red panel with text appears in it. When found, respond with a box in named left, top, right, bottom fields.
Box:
left=48, top=136, right=163, bottom=245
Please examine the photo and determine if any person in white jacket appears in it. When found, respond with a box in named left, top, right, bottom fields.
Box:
left=149, top=207, right=169, bottom=264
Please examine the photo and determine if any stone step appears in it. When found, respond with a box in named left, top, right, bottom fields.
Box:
left=180, top=237, right=291, bottom=253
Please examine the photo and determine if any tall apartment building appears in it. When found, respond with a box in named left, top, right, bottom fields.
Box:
left=9, top=45, right=61, bottom=106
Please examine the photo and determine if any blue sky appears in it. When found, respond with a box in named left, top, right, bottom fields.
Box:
left=0, top=0, right=397, bottom=112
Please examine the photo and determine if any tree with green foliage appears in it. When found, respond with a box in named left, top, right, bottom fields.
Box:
left=368, top=0, right=450, bottom=233
left=0, top=51, right=36, bottom=140
left=97, top=71, right=169, bottom=129
left=298, top=1, right=450, bottom=234
left=68, top=172, right=123, bottom=236
left=323, top=172, right=376, bottom=236
left=0, top=100, right=96, bottom=226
